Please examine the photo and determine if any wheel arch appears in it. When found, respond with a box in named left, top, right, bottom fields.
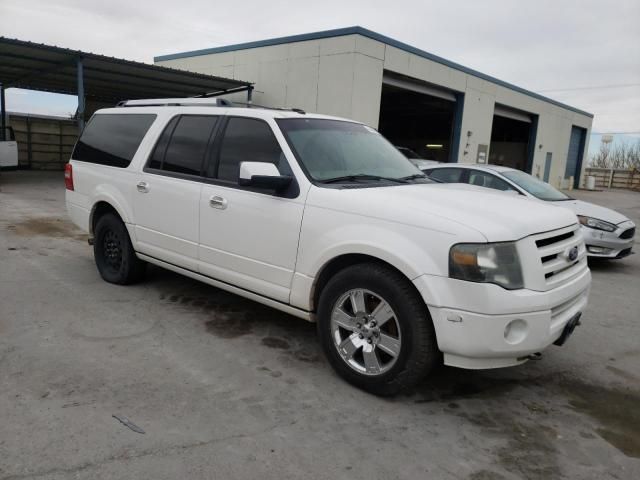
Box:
left=310, top=253, right=425, bottom=314
left=90, top=201, right=123, bottom=235
left=87, top=183, right=135, bottom=235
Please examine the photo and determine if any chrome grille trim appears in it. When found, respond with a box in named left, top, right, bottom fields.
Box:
left=522, top=224, right=587, bottom=291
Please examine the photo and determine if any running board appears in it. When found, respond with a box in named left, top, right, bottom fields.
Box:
left=136, top=252, right=313, bottom=322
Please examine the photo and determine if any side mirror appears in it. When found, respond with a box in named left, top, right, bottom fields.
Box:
left=238, top=161, right=292, bottom=192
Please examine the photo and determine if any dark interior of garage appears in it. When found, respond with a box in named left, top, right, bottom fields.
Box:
left=488, top=115, right=531, bottom=171
left=378, top=83, right=455, bottom=162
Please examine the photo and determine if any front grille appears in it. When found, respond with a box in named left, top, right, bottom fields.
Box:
left=620, top=227, right=635, bottom=239
left=545, top=261, right=579, bottom=279
left=536, top=231, right=574, bottom=248
left=533, top=226, right=586, bottom=289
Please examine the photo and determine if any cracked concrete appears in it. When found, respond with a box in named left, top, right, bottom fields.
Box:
left=1, top=171, right=639, bottom=479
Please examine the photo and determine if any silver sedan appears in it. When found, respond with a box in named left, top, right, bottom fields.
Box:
left=421, top=164, right=635, bottom=259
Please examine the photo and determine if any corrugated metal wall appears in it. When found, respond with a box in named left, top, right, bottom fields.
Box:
left=8, top=113, right=78, bottom=170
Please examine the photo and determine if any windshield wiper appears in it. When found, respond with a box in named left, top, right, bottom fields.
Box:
left=400, top=173, right=428, bottom=181
left=319, top=174, right=408, bottom=184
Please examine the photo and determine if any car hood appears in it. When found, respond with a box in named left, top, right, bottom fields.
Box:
left=308, top=183, right=579, bottom=242
left=553, top=199, right=631, bottom=225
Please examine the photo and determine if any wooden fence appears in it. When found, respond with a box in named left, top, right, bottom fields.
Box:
left=8, top=113, right=79, bottom=170
left=583, top=167, right=640, bottom=191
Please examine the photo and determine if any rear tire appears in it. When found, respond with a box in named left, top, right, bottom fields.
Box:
left=94, top=213, right=146, bottom=285
left=317, top=262, right=439, bottom=396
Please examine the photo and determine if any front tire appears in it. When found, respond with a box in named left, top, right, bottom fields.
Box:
left=317, top=263, right=439, bottom=396
left=94, top=213, right=145, bottom=285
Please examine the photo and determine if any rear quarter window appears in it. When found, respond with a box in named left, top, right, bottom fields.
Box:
left=72, top=113, right=156, bottom=168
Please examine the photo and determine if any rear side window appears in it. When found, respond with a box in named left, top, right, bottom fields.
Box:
left=468, top=171, right=515, bottom=191
left=427, top=168, right=463, bottom=183
left=73, top=114, right=156, bottom=168
left=147, top=115, right=218, bottom=176
left=213, top=117, right=288, bottom=182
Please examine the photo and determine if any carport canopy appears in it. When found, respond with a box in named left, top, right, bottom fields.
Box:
left=0, top=37, right=253, bottom=135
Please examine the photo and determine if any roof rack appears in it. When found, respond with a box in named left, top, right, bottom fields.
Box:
left=230, top=101, right=306, bottom=114
left=117, top=97, right=234, bottom=107
left=117, top=98, right=307, bottom=114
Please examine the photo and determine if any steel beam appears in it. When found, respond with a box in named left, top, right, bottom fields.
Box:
left=0, top=85, right=5, bottom=141
left=76, top=57, right=85, bottom=130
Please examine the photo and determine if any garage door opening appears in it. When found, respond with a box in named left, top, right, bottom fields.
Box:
left=378, top=75, right=457, bottom=163
left=489, top=105, right=536, bottom=171
left=565, top=126, right=587, bottom=188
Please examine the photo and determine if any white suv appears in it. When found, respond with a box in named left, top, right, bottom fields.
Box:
left=65, top=99, right=591, bottom=395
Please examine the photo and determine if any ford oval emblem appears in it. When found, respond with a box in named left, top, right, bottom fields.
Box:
left=567, top=246, right=579, bottom=261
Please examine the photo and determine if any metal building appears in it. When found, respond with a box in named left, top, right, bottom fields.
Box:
left=155, top=26, right=593, bottom=189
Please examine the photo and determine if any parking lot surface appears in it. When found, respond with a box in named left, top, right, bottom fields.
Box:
left=1, top=171, right=639, bottom=480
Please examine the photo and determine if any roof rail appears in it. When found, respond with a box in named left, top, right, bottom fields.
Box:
left=230, top=101, right=306, bottom=114
left=116, top=97, right=307, bottom=114
left=117, top=97, right=234, bottom=108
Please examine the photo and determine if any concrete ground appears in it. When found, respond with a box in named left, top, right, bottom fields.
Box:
left=0, top=171, right=639, bottom=480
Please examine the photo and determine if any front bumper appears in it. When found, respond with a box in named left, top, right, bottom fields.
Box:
left=413, top=268, right=591, bottom=369
left=581, top=222, right=635, bottom=258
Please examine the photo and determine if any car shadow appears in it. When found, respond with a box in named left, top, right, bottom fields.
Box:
left=143, top=265, right=321, bottom=362
left=139, top=266, right=587, bottom=404
left=587, top=256, right=637, bottom=273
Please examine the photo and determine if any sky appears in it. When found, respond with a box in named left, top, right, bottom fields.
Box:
left=1, top=0, right=639, bottom=153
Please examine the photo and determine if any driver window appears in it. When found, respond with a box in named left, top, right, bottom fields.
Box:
left=214, top=117, right=291, bottom=182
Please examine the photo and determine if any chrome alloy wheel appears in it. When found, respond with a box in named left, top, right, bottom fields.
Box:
left=330, top=289, right=402, bottom=376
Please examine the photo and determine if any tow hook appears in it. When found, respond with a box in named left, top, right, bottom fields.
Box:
left=527, top=352, right=542, bottom=361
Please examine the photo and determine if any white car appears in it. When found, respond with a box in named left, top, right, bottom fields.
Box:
left=422, top=164, right=635, bottom=259
left=0, top=127, right=19, bottom=170
left=65, top=99, right=590, bottom=395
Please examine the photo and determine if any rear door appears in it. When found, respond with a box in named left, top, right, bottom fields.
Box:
left=133, top=115, right=218, bottom=271
left=198, top=116, right=304, bottom=303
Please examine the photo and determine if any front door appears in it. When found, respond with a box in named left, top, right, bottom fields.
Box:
left=199, top=116, right=305, bottom=303
left=134, top=115, right=219, bottom=271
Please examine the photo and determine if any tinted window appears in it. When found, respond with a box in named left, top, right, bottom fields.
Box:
left=427, top=168, right=463, bottom=183
left=468, top=171, right=515, bottom=191
left=148, top=117, right=178, bottom=170
left=161, top=115, right=218, bottom=175
left=73, top=114, right=156, bottom=168
left=215, top=117, right=288, bottom=182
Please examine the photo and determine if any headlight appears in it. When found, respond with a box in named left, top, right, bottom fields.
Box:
left=449, top=242, right=523, bottom=290
left=577, top=215, right=616, bottom=232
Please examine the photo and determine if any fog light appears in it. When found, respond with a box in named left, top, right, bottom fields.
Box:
left=587, top=246, right=611, bottom=254
left=504, top=319, right=527, bottom=345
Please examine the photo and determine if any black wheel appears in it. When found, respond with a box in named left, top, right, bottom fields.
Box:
left=94, top=213, right=146, bottom=285
left=317, top=263, right=439, bottom=396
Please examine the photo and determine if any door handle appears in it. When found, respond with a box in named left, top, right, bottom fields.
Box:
left=209, top=195, right=228, bottom=210
left=136, top=181, right=149, bottom=193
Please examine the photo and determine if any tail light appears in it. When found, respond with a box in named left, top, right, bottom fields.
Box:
left=64, top=163, right=74, bottom=191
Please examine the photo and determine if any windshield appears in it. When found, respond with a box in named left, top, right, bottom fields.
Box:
left=276, top=118, right=427, bottom=184
left=502, top=170, right=570, bottom=201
